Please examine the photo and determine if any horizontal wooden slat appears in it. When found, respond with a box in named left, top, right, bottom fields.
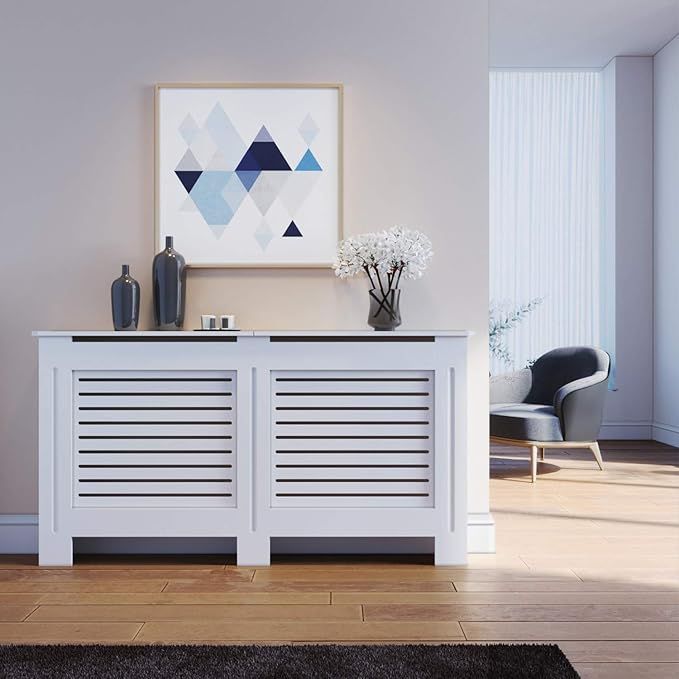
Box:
left=77, top=423, right=232, bottom=438
left=77, top=453, right=232, bottom=465
left=77, top=394, right=233, bottom=408
left=78, top=467, right=232, bottom=481
left=272, top=395, right=431, bottom=409
left=273, top=424, right=430, bottom=439
left=274, top=439, right=431, bottom=453
left=77, top=381, right=232, bottom=393
left=77, top=480, right=232, bottom=494
left=274, top=467, right=430, bottom=481
left=76, top=440, right=230, bottom=452
left=76, top=409, right=233, bottom=422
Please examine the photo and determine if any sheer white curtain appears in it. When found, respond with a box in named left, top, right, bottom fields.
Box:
left=489, top=70, right=604, bottom=376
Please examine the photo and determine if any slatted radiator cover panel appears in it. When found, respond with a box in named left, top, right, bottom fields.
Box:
left=73, top=370, right=236, bottom=508
left=271, top=370, right=434, bottom=508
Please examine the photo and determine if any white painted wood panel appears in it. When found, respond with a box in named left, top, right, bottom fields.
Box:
left=271, top=370, right=434, bottom=508
left=73, top=370, right=236, bottom=508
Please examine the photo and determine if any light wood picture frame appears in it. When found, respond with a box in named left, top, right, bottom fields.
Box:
left=155, top=83, right=343, bottom=268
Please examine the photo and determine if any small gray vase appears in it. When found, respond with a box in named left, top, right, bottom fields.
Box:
left=368, top=289, right=401, bottom=331
left=111, top=265, right=140, bottom=331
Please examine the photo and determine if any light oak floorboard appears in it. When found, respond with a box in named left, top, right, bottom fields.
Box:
left=252, top=568, right=578, bottom=583
left=364, top=603, right=679, bottom=622
left=461, top=621, right=679, bottom=641
left=0, top=622, right=142, bottom=643
left=573, top=663, right=679, bottom=679
left=454, top=581, right=679, bottom=592
left=39, top=592, right=331, bottom=605
left=0, top=594, right=43, bottom=605
left=0, top=581, right=169, bottom=593
left=0, top=606, right=38, bottom=622
left=136, top=621, right=465, bottom=642
left=334, top=592, right=679, bottom=605
left=165, top=580, right=456, bottom=593
left=556, top=641, right=679, bottom=663
left=0, top=569, right=252, bottom=582
left=27, top=603, right=361, bottom=623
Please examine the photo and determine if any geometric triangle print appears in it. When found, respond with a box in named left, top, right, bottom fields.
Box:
left=236, top=170, right=261, bottom=192
left=299, top=113, right=320, bottom=146
left=176, top=148, right=201, bottom=171
left=248, top=171, right=290, bottom=215
left=282, top=221, right=303, bottom=237
left=278, top=171, right=320, bottom=215
left=206, top=150, right=230, bottom=171
left=175, top=170, right=202, bottom=194
left=295, top=148, right=322, bottom=171
left=180, top=195, right=198, bottom=212
left=254, top=220, right=274, bottom=251
left=253, top=125, right=274, bottom=143
left=204, top=103, right=246, bottom=168
left=236, top=141, right=291, bottom=172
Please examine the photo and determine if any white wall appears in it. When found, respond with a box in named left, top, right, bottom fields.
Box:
left=0, top=0, right=493, bottom=551
left=653, top=36, right=679, bottom=447
left=600, top=57, right=655, bottom=440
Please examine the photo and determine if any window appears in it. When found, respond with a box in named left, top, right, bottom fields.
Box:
left=489, top=70, right=612, bottom=377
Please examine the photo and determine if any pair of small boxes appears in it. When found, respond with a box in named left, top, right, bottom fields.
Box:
left=200, top=314, right=237, bottom=331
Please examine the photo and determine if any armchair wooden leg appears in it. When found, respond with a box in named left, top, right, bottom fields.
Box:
left=589, top=441, right=604, bottom=471
left=530, top=445, right=538, bottom=483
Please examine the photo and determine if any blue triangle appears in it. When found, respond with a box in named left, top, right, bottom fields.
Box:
left=236, top=170, right=260, bottom=192
left=175, top=170, right=202, bottom=194
left=282, top=221, right=303, bottom=237
left=236, top=142, right=291, bottom=171
left=253, top=125, right=274, bottom=143
left=295, top=149, right=322, bottom=171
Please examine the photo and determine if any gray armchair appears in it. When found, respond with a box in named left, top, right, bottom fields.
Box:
left=490, top=347, right=610, bottom=482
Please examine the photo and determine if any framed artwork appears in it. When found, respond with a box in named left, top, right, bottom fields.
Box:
left=155, top=83, right=343, bottom=268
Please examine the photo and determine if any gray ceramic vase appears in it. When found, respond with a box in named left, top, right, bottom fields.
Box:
left=368, top=289, right=401, bottom=331
left=111, top=265, right=140, bottom=331
left=152, top=236, right=186, bottom=330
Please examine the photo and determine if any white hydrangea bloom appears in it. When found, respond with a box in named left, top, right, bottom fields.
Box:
left=334, top=226, right=433, bottom=288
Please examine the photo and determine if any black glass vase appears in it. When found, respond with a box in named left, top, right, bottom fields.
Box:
left=368, top=288, right=401, bottom=331
left=152, top=236, right=186, bottom=330
left=111, top=265, right=140, bottom=331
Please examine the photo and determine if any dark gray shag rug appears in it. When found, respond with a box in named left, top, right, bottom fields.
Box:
left=0, top=644, right=578, bottom=678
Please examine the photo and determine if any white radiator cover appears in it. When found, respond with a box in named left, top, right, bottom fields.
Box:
left=35, top=330, right=471, bottom=566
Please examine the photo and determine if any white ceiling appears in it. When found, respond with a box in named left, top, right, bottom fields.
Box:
left=490, top=0, right=679, bottom=67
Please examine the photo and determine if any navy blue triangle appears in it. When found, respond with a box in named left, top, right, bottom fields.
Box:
left=282, top=221, right=303, bottom=237
left=236, top=142, right=291, bottom=172
left=175, top=170, right=202, bottom=194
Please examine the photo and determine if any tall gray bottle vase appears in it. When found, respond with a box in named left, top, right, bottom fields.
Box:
left=111, top=265, right=140, bottom=331
left=152, top=236, right=186, bottom=330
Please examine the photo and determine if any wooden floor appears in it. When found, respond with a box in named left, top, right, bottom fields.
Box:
left=1, top=440, right=677, bottom=678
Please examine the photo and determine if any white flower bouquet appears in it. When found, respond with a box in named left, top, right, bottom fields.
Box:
left=334, top=226, right=433, bottom=330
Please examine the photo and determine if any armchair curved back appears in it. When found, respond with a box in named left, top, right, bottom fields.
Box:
left=526, top=347, right=610, bottom=406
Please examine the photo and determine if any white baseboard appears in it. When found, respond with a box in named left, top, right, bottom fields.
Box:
left=0, top=515, right=38, bottom=554
left=652, top=422, right=679, bottom=448
left=467, top=513, right=496, bottom=553
left=600, top=421, right=653, bottom=439
left=0, top=515, right=496, bottom=556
